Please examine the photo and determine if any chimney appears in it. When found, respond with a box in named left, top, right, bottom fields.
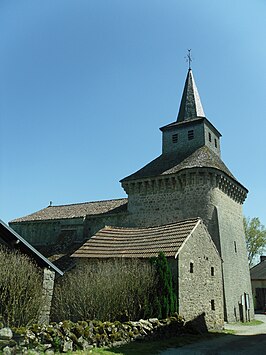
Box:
left=260, top=256, right=266, bottom=263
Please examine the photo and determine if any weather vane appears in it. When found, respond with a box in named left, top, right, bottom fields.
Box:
left=186, top=49, right=192, bottom=70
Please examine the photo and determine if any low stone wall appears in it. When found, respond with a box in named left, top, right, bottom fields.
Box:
left=0, top=316, right=186, bottom=354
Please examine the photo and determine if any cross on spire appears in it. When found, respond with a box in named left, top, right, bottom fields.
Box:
left=186, top=49, right=192, bottom=70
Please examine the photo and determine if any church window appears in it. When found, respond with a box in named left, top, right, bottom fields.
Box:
left=211, top=267, right=214, bottom=276
left=188, top=130, right=194, bottom=140
left=211, top=299, right=215, bottom=310
left=172, top=133, right=178, bottom=143
left=234, top=241, right=237, bottom=253
left=190, top=262, right=194, bottom=273
left=214, top=138, right=218, bottom=148
left=208, top=132, right=212, bottom=142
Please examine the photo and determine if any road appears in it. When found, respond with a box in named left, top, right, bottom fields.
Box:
left=159, top=314, right=266, bottom=355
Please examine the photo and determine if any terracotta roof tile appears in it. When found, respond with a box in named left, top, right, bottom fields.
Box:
left=10, top=198, right=128, bottom=223
left=72, top=218, right=200, bottom=258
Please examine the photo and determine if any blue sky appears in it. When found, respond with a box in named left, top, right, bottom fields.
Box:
left=0, top=0, right=265, bottom=227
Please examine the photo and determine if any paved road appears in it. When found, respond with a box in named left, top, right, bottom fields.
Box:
left=159, top=314, right=266, bottom=355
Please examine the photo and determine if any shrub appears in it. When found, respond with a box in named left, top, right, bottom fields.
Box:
left=0, top=246, right=43, bottom=326
left=51, top=258, right=157, bottom=322
left=150, top=252, right=177, bottom=318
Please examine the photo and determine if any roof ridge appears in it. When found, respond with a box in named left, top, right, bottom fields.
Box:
left=103, top=217, right=201, bottom=231
left=48, top=197, right=128, bottom=208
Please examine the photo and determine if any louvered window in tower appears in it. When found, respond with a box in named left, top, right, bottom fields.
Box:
left=172, top=133, right=178, bottom=143
left=188, top=130, right=194, bottom=140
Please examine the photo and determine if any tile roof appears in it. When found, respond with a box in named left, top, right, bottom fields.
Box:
left=10, top=198, right=128, bottom=223
left=71, top=218, right=200, bottom=258
left=250, top=260, right=266, bottom=280
left=121, top=145, right=237, bottom=183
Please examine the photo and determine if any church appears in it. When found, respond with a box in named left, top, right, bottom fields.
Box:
left=10, top=67, right=254, bottom=325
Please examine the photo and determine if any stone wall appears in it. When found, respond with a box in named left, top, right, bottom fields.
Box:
left=178, top=221, right=223, bottom=330
left=10, top=218, right=85, bottom=246
left=212, top=189, right=254, bottom=322
left=38, top=268, right=56, bottom=325
left=162, top=120, right=220, bottom=157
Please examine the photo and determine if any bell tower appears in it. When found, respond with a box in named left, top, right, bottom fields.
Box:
left=121, top=65, right=254, bottom=322
left=160, top=69, right=221, bottom=158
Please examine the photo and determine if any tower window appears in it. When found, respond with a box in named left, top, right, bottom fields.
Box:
left=208, top=132, right=212, bottom=142
left=190, top=262, right=194, bottom=273
left=188, top=130, right=194, bottom=140
left=234, top=241, right=237, bottom=253
left=172, top=133, right=178, bottom=143
left=214, top=138, right=217, bottom=148
left=211, top=300, right=215, bottom=311
left=211, top=267, right=214, bottom=276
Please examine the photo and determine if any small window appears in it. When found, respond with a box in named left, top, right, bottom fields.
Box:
left=214, top=138, right=217, bottom=148
left=234, top=241, right=237, bottom=253
left=211, top=267, right=214, bottom=276
left=172, top=133, right=178, bottom=143
left=190, top=262, right=194, bottom=273
left=208, top=132, right=212, bottom=142
left=188, top=130, right=194, bottom=140
left=211, top=299, right=215, bottom=311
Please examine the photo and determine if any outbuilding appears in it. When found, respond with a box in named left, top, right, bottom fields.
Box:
left=72, top=217, right=223, bottom=329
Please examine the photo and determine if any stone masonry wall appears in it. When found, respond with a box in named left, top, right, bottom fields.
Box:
left=212, top=189, right=254, bottom=322
left=178, top=222, right=223, bottom=330
left=38, top=268, right=56, bottom=324
left=10, top=218, right=85, bottom=246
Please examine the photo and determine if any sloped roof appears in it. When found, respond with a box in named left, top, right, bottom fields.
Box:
left=0, top=219, right=63, bottom=275
left=177, top=69, right=205, bottom=122
left=121, top=145, right=237, bottom=183
left=250, top=259, right=266, bottom=280
left=10, top=198, right=128, bottom=223
left=71, top=218, right=200, bottom=258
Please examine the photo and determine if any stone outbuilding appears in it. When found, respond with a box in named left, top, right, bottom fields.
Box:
left=72, top=217, right=223, bottom=329
left=250, top=256, right=266, bottom=312
left=0, top=219, right=63, bottom=324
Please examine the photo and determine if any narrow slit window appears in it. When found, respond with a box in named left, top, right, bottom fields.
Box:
left=208, top=132, right=212, bottom=142
left=188, top=130, right=194, bottom=140
left=214, top=138, right=217, bottom=148
left=211, top=267, right=214, bottom=276
left=190, top=262, right=194, bottom=273
left=172, top=133, right=178, bottom=143
left=211, top=300, right=215, bottom=311
left=234, top=241, right=237, bottom=253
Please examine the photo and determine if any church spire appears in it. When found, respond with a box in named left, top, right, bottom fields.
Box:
left=176, top=69, right=205, bottom=122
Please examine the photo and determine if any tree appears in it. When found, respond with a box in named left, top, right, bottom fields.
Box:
left=150, top=252, right=177, bottom=318
left=244, top=217, right=266, bottom=267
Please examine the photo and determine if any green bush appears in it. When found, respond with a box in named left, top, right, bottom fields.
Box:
left=0, top=246, right=43, bottom=327
left=51, top=258, right=157, bottom=322
left=150, top=252, right=177, bottom=318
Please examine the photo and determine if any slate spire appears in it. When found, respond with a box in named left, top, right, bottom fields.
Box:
left=177, top=69, right=205, bottom=122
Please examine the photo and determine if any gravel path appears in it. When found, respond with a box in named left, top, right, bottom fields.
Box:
left=159, top=314, right=266, bottom=354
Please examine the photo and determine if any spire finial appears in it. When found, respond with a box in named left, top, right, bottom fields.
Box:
left=186, top=49, right=192, bottom=70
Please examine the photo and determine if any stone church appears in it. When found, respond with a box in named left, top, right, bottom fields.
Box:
left=10, top=68, right=253, bottom=324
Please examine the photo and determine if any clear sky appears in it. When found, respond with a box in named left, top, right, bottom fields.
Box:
left=0, top=0, right=265, bottom=227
